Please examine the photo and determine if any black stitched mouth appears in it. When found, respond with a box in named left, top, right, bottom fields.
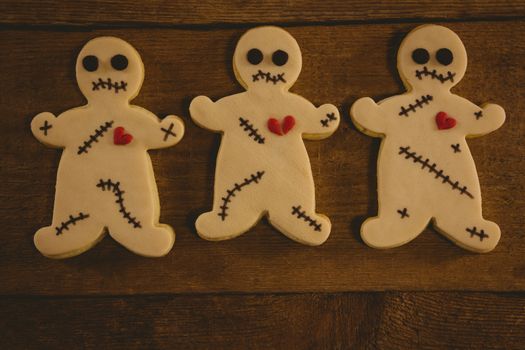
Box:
left=91, top=77, right=128, bottom=93
left=252, top=70, right=286, bottom=84
left=415, top=66, right=456, bottom=84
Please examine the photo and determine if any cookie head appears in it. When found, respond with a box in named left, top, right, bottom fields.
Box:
left=76, top=37, right=144, bottom=103
left=233, top=26, right=302, bottom=91
left=397, top=25, right=467, bottom=91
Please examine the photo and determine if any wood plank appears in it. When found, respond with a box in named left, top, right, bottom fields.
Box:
left=378, top=293, right=525, bottom=349
left=1, top=292, right=524, bottom=349
left=1, top=0, right=524, bottom=26
left=0, top=21, right=524, bottom=294
left=1, top=293, right=380, bottom=349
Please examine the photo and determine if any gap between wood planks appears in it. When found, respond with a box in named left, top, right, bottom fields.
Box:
left=0, top=290, right=523, bottom=299
left=0, top=15, right=524, bottom=32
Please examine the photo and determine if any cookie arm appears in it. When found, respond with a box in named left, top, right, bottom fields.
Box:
left=30, top=112, right=66, bottom=147
left=458, top=99, right=506, bottom=137
left=189, top=95, right=224, bottom=132
left=141, top=113, right=185, bottom=150
left=350, top=97, right=387, bottom=136
left=302, top=103, right=340, bottom=140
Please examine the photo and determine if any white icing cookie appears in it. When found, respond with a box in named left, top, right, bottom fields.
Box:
left=30, top=37, right=184, bottom=258
left=190, top=26, right=340, bottom=245
left=350, top=25, right=505, bottom=253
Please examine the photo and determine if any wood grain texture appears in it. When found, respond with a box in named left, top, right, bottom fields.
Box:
left=1, top=292, right=524, bottom=349
left=2, top=0, right=525, bottom=347
left=378, top=293, right=525, bottom=349
left=1, top=22, right=524, bottom=295
left=0, top=0, right=524, bottom=26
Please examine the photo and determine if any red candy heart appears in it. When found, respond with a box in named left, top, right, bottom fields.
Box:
left=267, top=115, right=296, bottom=135
left=436, top=111, right=456, bottom=130
left=267, top=118, right=282, bottom=135
left=113, top=126, right=133, bottom=145
left=282, top=115, right=295, bottom=134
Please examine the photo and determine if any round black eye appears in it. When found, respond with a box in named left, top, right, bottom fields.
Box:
left=411, top=48, right=429, bottom=64
left=247, top=48, right=263, bottom=65
left=82, top=55, right=98, bottom=72
left=272, top=50, right=288, bottom=66
left=436, top=48, right=453, bottom=66
left=111, top=54, right=128, bottom=70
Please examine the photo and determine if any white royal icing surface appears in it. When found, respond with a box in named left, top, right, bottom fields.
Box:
left=350, top=25, right=505, bottom=252
left=190, top=26, right=340, bottom=245
left=31, top=37, right=184, bottom=258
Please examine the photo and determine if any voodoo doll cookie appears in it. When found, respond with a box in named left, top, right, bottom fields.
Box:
left=31, top=37, right=184, bottom=258
left=350, top=25, right=505, bottom=252
left=190, top=26, right=340, bottom=245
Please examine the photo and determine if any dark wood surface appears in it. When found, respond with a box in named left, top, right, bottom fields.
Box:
left=2, top=292, right=524, bottom=349
left=1, top=0, right=524, bottom=348
left=1, top=0, right=524, bottom=25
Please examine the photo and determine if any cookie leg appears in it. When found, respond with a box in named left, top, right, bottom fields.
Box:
left=361, top=201, right=430, bottom=249
left=95, top=176, right=175, bottom=257
left=196, top=208, right=262, bottom=241
left=268, top=203, right=331, bottom=246
left=34, top=211, right=105, bottom=258
left=433, top=215, right=500, bottom=253
left=109, top=222, right=175, bottom=258
left=196, top=170, right=266, bottom=241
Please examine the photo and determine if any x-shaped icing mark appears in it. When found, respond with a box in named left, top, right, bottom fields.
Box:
left=466, top=226, right=489, bottom=241
left=397, top=208, right=409, bottom=219
left=252, top=70, right=286, bottom=84
left=92, top=78, right=128, bottom=93
left=161, top=122, right=177, bottom=141
left=451, top=143, right=461, bottom=153
left=415, top=66, right=455, bottom=84
left=39, top=120, right=52, bottom=136
left=474, top=111, right=483, bottom=120
left=320, top=112, right=338, bottom=127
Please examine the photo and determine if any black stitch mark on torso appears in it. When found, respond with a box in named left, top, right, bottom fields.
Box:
left=398, top=146, right=474, bottom=199
left=451, top=143, right=461, bottom=153
left=39, top=120, right=52, bottom=136
left=92, top=78, right=128, bottom=93
left=161, top=122, right=177, bottom=141
left=252, top=70, right=286, bottom=84
left=397, top=208, right=409, bottom=218
left=415, top=66, right=455, bottom=84
left=239, top=117, right=265, bottom=144
left=218, top=171, right=265, bottom=221
left=320, top=112, right=338, bottom=127
left=77, top=121, right=114, bottom=155
left=96, top=179, right=142, bottom=228
left=474, top=111, right=483, bottom=120
left=399, top=95, right=433, bottom=117
left=466, top=226, right=489, bottom=241
left=55, top=212, right=90, bottom=236
left=291, top=205, right=322, bottom=232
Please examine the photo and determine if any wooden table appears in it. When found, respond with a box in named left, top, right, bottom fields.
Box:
left=1, top=1, right=524, bottom=348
